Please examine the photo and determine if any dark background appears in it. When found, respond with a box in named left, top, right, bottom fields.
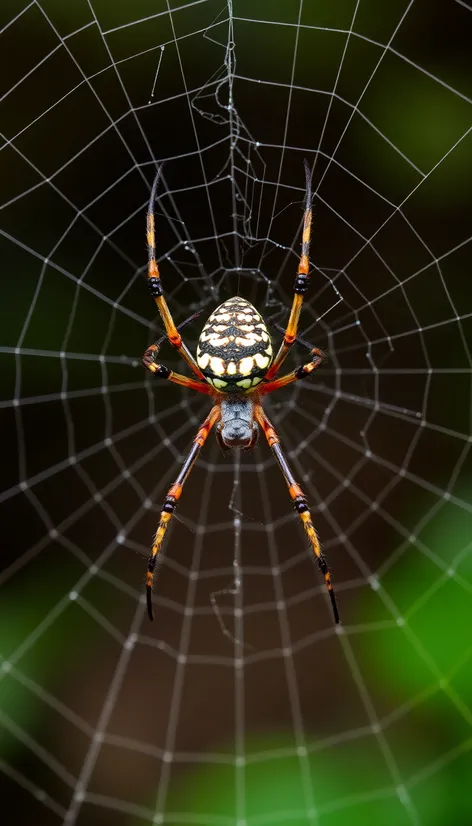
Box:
left=1, top=1, right=471, bottom=824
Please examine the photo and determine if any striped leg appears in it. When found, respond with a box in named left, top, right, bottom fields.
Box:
left=259, top=347, right=325, bottom=396
left=143, top=343, right=214, bottom=396
left=265, top=160, right=313, bottom=381
left=146, top=170, right=204, bottom=379
left=254, top=404, right=340, bottom=624
left=146, top=404, right=221, bottom=620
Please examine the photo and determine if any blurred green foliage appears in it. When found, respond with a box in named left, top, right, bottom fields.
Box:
left=363, top=490, right=472, bottom=725
left=0, top=571, right=91, bottom=761
left=355, top=67, right=472, bottom=206
left=136, top=728, right=460, bottom=825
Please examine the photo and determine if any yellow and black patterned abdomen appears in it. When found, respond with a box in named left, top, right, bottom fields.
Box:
left=197, top=297, right=273, bottom=392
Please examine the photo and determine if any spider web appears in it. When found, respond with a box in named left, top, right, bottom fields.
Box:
left=1, top=1, right=472, bottom=824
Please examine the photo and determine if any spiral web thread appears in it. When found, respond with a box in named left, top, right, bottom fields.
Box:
left=0, top=1, right=472, bottom=824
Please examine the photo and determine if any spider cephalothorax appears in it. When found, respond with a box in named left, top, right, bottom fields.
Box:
left=216, top=396, right=259, bottom=451
left=142, top=162, right=340, bottom=626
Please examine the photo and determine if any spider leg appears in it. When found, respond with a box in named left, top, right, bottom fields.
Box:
left=146, top=404, right=220, bottom=620
left=270, top=320, right=318, bottom=353
left=254, top=404, right=340, bottom=624
left=265, top=159, right=313, bottom=381
left=146, top=170, right=205, bottom=380
left=259, top=347, right=326, bottom=396
left=143, top=343, right=214, bottom=396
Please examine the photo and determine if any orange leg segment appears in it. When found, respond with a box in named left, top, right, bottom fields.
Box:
left=146, top=171, right=204, bottom=379
left=143, top=343, right=214, bottom=396
left=265, top=160, right=313, bottom=381
left=259, top=347, right=325, bottom=396
left=254, top=404, right=340, bottom=624
left=146, top=404, right=221, bottom=620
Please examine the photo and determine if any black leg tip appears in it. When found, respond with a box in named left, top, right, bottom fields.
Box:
left=331, top=593, right=340, bottom=625
left=146, top=587, right=154, bottom=621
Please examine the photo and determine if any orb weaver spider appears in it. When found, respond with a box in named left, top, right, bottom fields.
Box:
left=142, top=162, right=340, bottom=625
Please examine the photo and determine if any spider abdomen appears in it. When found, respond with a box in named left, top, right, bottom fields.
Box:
left=197, top=297, right=273, bottom=392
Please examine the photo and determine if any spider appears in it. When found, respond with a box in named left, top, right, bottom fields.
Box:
left=142, top=162, right=339, bottom=625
